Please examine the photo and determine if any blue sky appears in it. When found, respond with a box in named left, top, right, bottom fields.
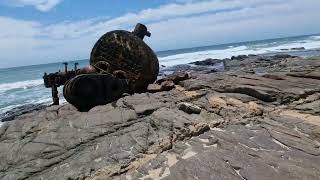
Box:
left=0, top=0, right=319, bottom=68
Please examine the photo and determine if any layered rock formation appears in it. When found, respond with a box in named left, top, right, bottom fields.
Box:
left=0, top=55, right=320, bottom=180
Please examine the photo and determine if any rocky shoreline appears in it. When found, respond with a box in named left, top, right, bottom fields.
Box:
left=0, top=54, right=320, bottom=179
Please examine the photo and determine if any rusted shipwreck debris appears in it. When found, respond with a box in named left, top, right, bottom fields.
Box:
left=43, top=23, right=159, bottom=111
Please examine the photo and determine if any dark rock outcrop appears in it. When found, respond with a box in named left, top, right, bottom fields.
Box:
left=231, top=55, right=248, bottom=61
left=291, top=47, right=305, bottom=50
left=0, top=104, right=46, bottom=122
left=190, top=58, right=223, bottom=66
left=157, top=72, right=190, bottom=85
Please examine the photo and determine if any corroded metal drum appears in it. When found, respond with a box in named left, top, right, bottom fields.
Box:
left=59, top=24, right=159, bottom=111
left=90, top=24, right=159, bottom=92
left=63, top=74, right=131, bottom=111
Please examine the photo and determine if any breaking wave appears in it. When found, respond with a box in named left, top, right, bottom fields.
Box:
left=311, top=36, right=320, bottom=40
left=0, top=79, right=43, bottom=94
left=159, top=35, right=320, bottom=67
left=0, top=79, right=65, bottom=115
left=159, top=45, right=248, bottom=66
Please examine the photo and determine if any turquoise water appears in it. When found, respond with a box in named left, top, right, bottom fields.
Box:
left=0, top=34, right=320, bottom=114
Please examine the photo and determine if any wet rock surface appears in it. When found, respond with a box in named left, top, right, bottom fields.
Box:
left=0, top=104, right=46, bottom=122
left=1, top=55, right=320, bottom=180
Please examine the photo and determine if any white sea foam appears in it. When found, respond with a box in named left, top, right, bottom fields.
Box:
left=0, top=87, right=67, bottom=114
left=159, top=38, right=320, bottom=67
left=270, top=40, right=320, bottom=51
left=0, top=121, right=3, bottom=127
left=159, top=46, right=250, bottom=66
left=27, top=96, right=66, bottom=106
left=0, top=89, right=66, bottom=114
left=0, top=79, right=44, bottom=93
left=311, top=36, right=320, bottom=40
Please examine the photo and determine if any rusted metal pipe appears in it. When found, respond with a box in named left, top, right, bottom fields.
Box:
left=74, top=63, right=79, bottom=74
left=63, top=62, right=68, bottom=73
left=52, top=85, right=59, bottom=105
left=132, top=23, right=151, bottom=40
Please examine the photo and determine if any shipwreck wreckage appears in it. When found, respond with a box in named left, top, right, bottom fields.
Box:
left=43, top=23, right=159, bottom=111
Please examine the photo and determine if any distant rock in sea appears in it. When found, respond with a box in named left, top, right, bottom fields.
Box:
left=280, top=47, right=305, bottom=51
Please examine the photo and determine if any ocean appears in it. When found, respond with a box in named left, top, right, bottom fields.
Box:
left=1, top=34, right=320, bottom=124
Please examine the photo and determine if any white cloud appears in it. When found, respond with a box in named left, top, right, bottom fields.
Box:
left=9, top=0, right=62, bottom=12
left=0, top=0, right=319, bottom=68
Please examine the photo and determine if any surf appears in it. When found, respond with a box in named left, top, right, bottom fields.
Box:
left=0, top=79, right=44, bottom=94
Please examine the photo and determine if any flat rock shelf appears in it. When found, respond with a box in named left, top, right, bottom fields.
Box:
left=0, top=55, right=320, bottom=180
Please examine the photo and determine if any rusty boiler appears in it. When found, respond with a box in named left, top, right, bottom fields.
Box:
left=43, top=23, right=159, bottom=111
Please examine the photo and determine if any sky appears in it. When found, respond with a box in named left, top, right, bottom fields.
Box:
left=0, top=0, right=319, bottom=68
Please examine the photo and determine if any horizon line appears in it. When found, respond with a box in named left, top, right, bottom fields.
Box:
left=1, top=32, right=319, bottom=70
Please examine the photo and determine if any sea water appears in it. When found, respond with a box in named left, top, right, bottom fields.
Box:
left=0, top=34, right=320, bottom=117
